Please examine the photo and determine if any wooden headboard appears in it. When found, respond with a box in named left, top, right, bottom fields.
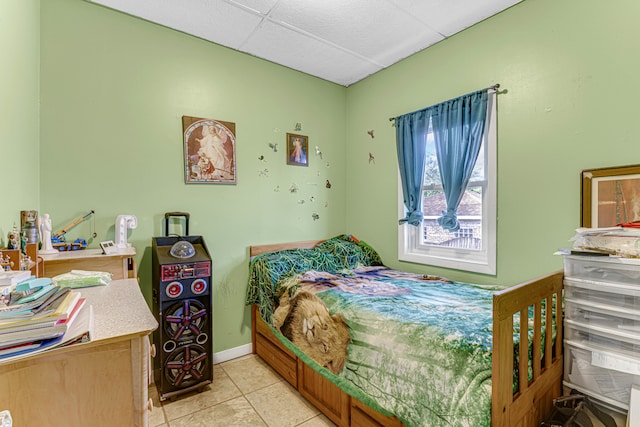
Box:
left=249, top=239, right=325, bottom=257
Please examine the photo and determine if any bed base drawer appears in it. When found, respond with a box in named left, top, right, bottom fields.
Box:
left=255, top=312, right=297, bottom=358
left=252, top=305, right=405, bottom=427
left=255, top=332, right=297, bottom=387
left=298, top=360, right=350, bottom=426
left=351, top=398, right=403, bottom=427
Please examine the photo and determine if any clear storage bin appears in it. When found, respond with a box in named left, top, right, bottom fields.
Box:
left=563, top=341, right=640, bottom=410
left=565, top=299, right=640, bottom=331
left=565, top=322, right=640, bottom=357
left=564, top=278, right=640, bottom=311
left=563, top=255, right=640, bottom=286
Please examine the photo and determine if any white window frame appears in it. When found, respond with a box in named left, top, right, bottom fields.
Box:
left=398, top=91, right=497, bottom=275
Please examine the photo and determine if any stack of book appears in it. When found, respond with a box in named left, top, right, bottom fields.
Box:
left=0, top=275, right=93, bottom=361
left=0, top=270, right=32, bottom=287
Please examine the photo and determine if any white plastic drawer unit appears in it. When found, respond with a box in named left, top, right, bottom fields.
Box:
left=564, top=277, right=640, bottom=312
left=563, top=254, right=640, bottom=416
left=563, top=255, right=640, bottom=286
left=565, top=317, right=640, bottom=350
left=565, top=322, right=640, bottom=354
left=565, top=295, right=640, bottom=332
left=563, top=340, right=640, bottom=410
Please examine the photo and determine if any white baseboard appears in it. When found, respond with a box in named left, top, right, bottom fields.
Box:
left=212, top=343, right=253, bottom=364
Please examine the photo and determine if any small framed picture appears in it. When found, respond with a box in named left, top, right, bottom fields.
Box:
left=581, top=164, right=640, bottom=227
left=286, top=133, right=309, bottom=167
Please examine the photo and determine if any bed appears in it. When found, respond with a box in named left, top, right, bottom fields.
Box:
left=246, top=235, right=564, bottom=427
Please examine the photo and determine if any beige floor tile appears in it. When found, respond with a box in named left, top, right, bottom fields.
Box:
left=245, top=381, right=320, bottom=427
left=219, top=353, right=255, bottom=367
left=222, top=354, right=282, bottom=394
left=163, top=368, right=242, bottom=421
left=153, top=354, right=338, bottom=427
left=149, top=413, right=166, bottom=427
left=148, top=384, right=167, bottom=427
left=297, top=414, right=337, bottom=427
left=169, top=396, right=267, bottom=427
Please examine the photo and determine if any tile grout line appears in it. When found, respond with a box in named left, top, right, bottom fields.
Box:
left=220, top=361, right=273, bottom=427
left=151, top=355, right=331, bottom=427
left=220, top=357, right=332, bottom=427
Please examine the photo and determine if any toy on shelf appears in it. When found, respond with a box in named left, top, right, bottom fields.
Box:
left=0, top=251, right=14, bottom=271
left=0, top=247, right=34, bottom=273
left=7, top=225, right=19, bottom=250
left=51, top=210, right=96, bottom=251
left=38, top=213, right=58, bottom=254
left=21, top=210, right=39, bottom=245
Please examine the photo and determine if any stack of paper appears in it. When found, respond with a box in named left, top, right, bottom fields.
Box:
left=0, top=276, right=94, bottom=361
left=571, top=226, right=640, bottom=258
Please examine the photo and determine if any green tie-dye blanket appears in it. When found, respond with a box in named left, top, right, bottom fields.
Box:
left=288, top=266, right=496, bottom=427
left=246, top=235, right=553, bottom=427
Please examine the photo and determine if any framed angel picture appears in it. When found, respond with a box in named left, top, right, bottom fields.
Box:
left=183, top=116, right=237, bottom=184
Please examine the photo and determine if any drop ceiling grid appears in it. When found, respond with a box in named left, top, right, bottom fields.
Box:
left=86, top=0, right=523, bottom=86
left=241, top=20, right=382, bottom=86
left=388, top=0, right=522, bottom=36
left=265, top=0, right=446, bottom=66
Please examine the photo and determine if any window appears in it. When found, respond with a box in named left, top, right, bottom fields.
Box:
left=398, top=92, right=496, bottom=274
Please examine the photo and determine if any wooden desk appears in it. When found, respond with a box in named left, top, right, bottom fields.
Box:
left=39, top=247, right=137, bottom=279
left=0, top=279, right=158, bottom=427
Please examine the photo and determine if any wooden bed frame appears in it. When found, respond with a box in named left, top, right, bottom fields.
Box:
left=250, top=240, right=564, bottom=427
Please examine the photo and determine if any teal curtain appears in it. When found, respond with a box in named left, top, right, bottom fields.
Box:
left=395, top=89, right=489, bottom=230
left=395, top=111, right=429, bottom=226
left=432, top=90, right=488, bottom=232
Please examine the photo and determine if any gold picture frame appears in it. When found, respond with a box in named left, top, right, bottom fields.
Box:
left=286, top=133, right=309, bottom=167
left=581, top=164, right=640, bottom=227
left=183, top=116, right=237, bottom=184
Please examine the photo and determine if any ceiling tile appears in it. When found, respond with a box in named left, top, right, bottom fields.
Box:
left=268, top=0, right=441, bottom=62
left=372, top=31, right=444, bottom=68
left=91, top=0, right=263, bottom=49
left=242, top=20, right=381, bottom=86
left=87, top=0, right=522, bottom=86
left=388, top=0, right=521, bottom=36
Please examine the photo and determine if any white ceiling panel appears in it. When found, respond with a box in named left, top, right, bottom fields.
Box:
left=242, top=20, right=381, bottom=86
left=269, top=0, right=436, bottom=60
left=388, top=0, right=521, bottom=36
left=372, top=29, right=444, bottom=68
left=91, top=0, right=263, bottom=49
left=87, top=0, right=522, bottom=86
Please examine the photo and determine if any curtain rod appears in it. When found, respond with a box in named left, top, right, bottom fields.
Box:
left=388, top=83, right=500, bottom=122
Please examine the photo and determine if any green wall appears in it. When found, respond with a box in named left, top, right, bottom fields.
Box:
left=0, top=0, right=40, bottom=237
left=12, top=0, right=640, bottom=354
left=345, top=0, right=640, bottom=286
left=39, top=0, right=347, bottom=352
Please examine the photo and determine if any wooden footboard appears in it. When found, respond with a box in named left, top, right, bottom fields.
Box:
left=250, top=241, right=564, bottom=426
left=492, top=270, right=564, bottom=427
